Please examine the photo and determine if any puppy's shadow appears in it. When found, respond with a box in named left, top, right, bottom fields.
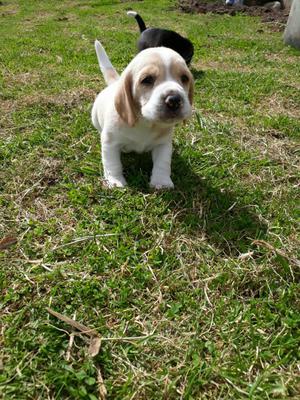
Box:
left=122, top=150, right=266, bottom=255
left=167, top=151, right=266, bottom=254
left=122, top=152, right=153, bottom=191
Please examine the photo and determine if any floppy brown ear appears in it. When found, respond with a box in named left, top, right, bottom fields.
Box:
left=114, top=71, right=138, bottom=127
left=183, top=73, right=194, bottom=124
left=188, top=74, right=194, bottom=105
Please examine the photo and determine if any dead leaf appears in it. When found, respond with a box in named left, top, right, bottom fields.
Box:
left=0, top=235, right=17, bottom=250
left=46, top=307, right=105, bottom=396
left=88, top=336, right=101, bottom=357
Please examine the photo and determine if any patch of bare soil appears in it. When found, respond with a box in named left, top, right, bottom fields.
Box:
left=178, top=1, right=289, bottom=28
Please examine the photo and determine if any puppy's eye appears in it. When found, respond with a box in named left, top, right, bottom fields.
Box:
left=141, top=75, right=155, bottom=85
left=181, top=74, right=189, bottom=84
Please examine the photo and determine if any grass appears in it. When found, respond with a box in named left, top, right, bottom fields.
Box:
left=0, top=0, right=299, bottom=398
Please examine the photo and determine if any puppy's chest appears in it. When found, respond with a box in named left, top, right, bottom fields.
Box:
left=118, top=126, right=170, bottom=153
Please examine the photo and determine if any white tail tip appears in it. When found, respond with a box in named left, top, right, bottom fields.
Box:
left=95, top=39, right=102, bottom=52
left=127, top=11, right=137, bottom=17
left=94, top=39, right=119, bottom=85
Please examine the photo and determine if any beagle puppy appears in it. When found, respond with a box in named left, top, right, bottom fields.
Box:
left=127, top=11, right=194, bottom=65
left=91, top=40, right=194, bottom=189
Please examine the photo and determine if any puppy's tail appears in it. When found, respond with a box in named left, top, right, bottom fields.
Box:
left=94, top=40, right=119, bottom=85
left=127, top=11, right=147, bottom=33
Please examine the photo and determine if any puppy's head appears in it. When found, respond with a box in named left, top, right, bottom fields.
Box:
left=114, top=47, right=194, bottom=127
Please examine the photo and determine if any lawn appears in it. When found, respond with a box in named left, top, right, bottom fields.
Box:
left=0, top=0, right=299, bottom=399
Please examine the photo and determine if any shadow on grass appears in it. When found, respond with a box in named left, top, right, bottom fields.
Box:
left=190, top=68, right=205, bottom=81
left=168, top=151, right=266, bottom=254
left=122, top=150, right=267, bottom=255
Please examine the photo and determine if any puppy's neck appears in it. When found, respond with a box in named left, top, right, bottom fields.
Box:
left=150, top=122, right=173, bottom=138
left=137, top=115, right=176, bottom=130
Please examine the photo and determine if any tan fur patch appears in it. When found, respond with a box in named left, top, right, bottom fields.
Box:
left=115, top=53, right=166, bottom=127
left=106, top=68, right=119, bottom=85
left=114, top=71, right=138, bottom=127
left=133, top=54, right=166, bottom=98
left=152, top=123, right=172, bottom=139
left=169, top=62, right=194, bottom=105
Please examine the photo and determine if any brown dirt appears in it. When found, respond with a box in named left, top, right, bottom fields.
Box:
left=178, top=1, right=290, bottom=27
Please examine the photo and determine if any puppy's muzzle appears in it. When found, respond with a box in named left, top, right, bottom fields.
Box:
left=165, top=94, right=182, bottom=111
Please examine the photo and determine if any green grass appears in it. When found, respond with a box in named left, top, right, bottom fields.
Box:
left=1, top=0, right=299, bottom=399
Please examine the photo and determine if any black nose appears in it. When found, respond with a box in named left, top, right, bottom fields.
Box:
left=165, top=94, right=182, bottom=111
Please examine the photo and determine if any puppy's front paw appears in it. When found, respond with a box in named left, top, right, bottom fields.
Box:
left=104, top=176, right=127, bottom=188
left=150, top=176, right=174, bottom=190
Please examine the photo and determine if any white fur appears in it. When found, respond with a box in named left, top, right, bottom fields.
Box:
left=91, top=41, right=193, bottom=189
left=127, top=11, right=137, bottom=17
left=94, top=41, right=118, bottom=85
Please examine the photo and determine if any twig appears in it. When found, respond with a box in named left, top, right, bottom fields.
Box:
left=203, top=284, right=213, bottom=308
left=238, top=251, right=254, bottom=260
left=46, top=308, right=98, bottom=337
left=224, top=377, right=249, bottom=396
left=46, top=308, right=102, bottom=358
left=100, top=333, right=156, bottom=342
left=46, top=308, right=156, bottom=400
left=200, top=273, right=222, bottom=282
left=52, top=233, right=119, bottom=251
left=252, top=240, right=300, bottom=267
left=65, top=312, right=76, bottom=361
left=40, top=264, right=53, bottom=272
left=48, top=324, right=156, bottom=343
left=146, top=264, right=163, bottom=305
left=97, top=368, right=107, bottom=400
left=47, top=323, right=71, bottom=336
